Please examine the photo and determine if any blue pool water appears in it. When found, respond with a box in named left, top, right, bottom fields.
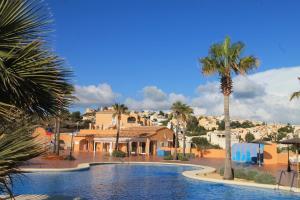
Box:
left=13, top=164, right=300, bottom=200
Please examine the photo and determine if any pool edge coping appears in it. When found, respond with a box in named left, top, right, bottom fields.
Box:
left=182, top=169, right=300, bottom=193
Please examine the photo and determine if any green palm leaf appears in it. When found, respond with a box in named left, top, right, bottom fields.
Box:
left=0, top=0, right=74, bottom=121
left=0, top=125, right=44, bottom=197
left=290, top=77, right=300, bottom=101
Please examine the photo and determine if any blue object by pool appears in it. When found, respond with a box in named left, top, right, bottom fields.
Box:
left=11, top=164, right=300, bottom=200
left=232, top=143, right=264, bottom=164
left=156, top=149, right=170, bottom=157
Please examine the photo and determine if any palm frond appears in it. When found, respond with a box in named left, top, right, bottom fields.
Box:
left=236, top=56, right=259, bottom=74
left=171, top=101, right=193, bottom=123
left=199, top=57, right=218, bottom=75
left=0, top=125, right=44, bottom=197
left=0, top=41, right=74, bottom=120
left=0, top=0, right=51, bottom=50
left=199, top=36, right=259, bottom=95
left=290, top=91, right=300, bottom=101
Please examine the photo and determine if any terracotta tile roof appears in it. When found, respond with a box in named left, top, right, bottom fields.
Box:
left=77, top=126, right=168, bottom=138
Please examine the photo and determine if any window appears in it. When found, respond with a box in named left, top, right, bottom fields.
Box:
left=127, top=117, right=136, bottom=123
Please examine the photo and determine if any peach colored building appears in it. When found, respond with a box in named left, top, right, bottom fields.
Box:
left=67, top=108, right=173, bottom=155
left=93, top=109, right=150, bottom=130
left=74, top=126, right=174, bottom=155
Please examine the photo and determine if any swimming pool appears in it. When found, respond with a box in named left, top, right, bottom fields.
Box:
left=13, top=164, right=300, bottom=200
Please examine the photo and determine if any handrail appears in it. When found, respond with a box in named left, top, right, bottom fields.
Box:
left=290, top=171, right=297, bottom=191
left=277, top=170, right=286, bottom=189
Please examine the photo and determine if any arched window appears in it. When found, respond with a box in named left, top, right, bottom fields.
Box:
left=127, top=117, right=136, bottom=123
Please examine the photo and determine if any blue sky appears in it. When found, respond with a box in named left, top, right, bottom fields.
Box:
left=48, top=0, right=300, bottom=123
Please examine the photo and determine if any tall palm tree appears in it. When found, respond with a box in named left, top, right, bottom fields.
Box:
left=0, top=0, right=74, bottom=196
left=112, top=104, right=128, bottom=151
left=171, top=101, right=193, bottom=159
left=199, top=36, right=259, bottom=180
left=290, top=77, right=300, bottom=101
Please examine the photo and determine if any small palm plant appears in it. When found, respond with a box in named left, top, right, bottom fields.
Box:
left=112, top=104, right=128, bottom=151
left=199, top=36, right=259, bottom=179
left=171, top=101, right=193, bottom=159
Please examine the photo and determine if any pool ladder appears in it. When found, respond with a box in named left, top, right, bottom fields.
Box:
left=277, top=170, right=297, bottom=191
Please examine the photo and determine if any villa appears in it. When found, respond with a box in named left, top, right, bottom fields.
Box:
left=74, top=126, right=174, bottom=155
left=54, top=108, right=175, bottom=156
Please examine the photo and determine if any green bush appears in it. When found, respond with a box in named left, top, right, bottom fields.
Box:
left=163, top=155, right=173, bottom=160
left=234, top=168, right=248, bottom=179
left=219, top=167, right=224, bottom=176
left=178, top=153, right=195, bottom=159
left=179, top=156, right=189, bottom=161
left=112, top=150, right=126, bottom=158
left=246, top=170, right=259, bottom=181
left=219, top=167, right=276, bottom=185
left=254, top=173, right=276, bottom=184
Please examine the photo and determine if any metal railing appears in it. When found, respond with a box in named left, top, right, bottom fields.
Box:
left=277, top=170, right=298, bottom=191
left=277, top=170, right=286, bottom=189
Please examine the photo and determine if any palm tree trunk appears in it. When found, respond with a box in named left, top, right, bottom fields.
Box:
left=55, top=117, right=61, bottom=156
left=223, top=94, right=234, bottom=180
left=115, top=118, right=120, bottom=151
left=53, top=119, right=57, bottom=154
left=183, top=128, right=186, bottom=157
left=174, top=121, right=179, bottom=160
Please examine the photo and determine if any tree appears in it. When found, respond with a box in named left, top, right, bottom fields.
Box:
left=0, top=0, right=74, bottom=196
left=171, top=101, right=193, bottom=159
left=70, top=111, right=82, bottom=122
left=199, top=36, right=259, bottom=180
left=276, top=124, right=294, bottom=142
left=112, top=104, right=128, bottom=151
left=186, top=116, right=207, bottom=136
left=159, top=110, right=165, bottom=116
left=245, top=132, right=255, bottom=143
left=192, top=137, right=209, bottom=157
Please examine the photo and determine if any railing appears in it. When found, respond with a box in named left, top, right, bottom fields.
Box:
left=277, top=170, right=298, bottom=191
left=277, top=170, right=286, bottom=189
left=290, top=171, right=297, bottom=191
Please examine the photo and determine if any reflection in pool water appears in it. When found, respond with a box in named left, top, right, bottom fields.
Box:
left=13, top=164, right=300, bottom=200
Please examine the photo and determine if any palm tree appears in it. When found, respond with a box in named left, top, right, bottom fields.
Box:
left=171, top=101, right=193, bottom=159
left=112, top=104, right=128, bottom=151
left=0, top=0, right=74, bottom=121
left=290, top=77, right=300, bottom=101
left=0, top=0, right=74, bottom=196
left=199, top=36, right=259, bottom=180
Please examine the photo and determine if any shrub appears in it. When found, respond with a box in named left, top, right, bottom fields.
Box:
left=234, top=168, right=248, bottom=179
left=254, top=173, right=276, bottom=184
left=179, top=156, right=189, bottom=161
left=219, top=167, right=224, bottom=176
left=178, top=153, right=195, bottom=159
left=245, top=132, right=255, bottom=142
left=219, top=167, right=276, bottom=185
left=112, top=150, right=126, bottom=158
left=163, top=155, right=173, bottom=160
left=246, top=170, right=258, bottom=181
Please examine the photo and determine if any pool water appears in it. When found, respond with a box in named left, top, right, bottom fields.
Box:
left=13, top=164, right=300, bottom=200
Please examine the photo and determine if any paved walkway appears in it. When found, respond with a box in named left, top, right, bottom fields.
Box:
left=21, top=151, right=298, bottom=187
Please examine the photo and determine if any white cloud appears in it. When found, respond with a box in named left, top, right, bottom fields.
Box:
left=125, top=86, right=188, bottom=111
left=74, top=83, right=119, bottom=107
left=193, top=66, right=300, bottom=124
left=74, top=66, right=300, bottom=124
